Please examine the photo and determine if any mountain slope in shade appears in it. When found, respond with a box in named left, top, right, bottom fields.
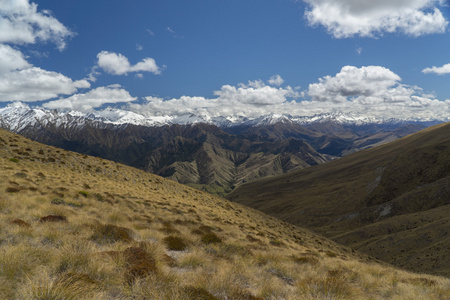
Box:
left=5, top=120, right=328, bottom=196
left=227, top=122, right=450, bottom=276
left=3, top=128, right=449, bottom=299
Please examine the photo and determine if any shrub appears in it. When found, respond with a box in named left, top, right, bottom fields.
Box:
left=163, top=236, right=188, bottom=251
left=90, top=224, right=133, bottom=244
left=9, top=157, right=19, bottom=163
left=10, top=219, right=31, bottom=228
left=201, top=233, right=222, bottom=245
left=6, top=187, right=21, bottom=193
left=123, top=246, right=158, bottom=284
left=40, top=215, right=68, bottom=222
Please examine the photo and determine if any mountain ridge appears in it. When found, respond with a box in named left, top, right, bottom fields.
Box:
left=1, top=102, right=444, bottom=129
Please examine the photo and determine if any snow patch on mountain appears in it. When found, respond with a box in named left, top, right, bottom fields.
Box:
left=0, top=102, right=445, bottom=133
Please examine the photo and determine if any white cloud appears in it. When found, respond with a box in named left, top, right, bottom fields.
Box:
left=0, top=44, right=31, bottom=72
left=125, top=68, right=449, bottom=121
left=0, top=0, right=74, bottom=50
left=268, top=75, right=285, bottom=86
left=0, top=44, right=89, bottom=102
left=0, top=67, right=90, bottom=102
left=42, top=85, right=136, bottom=112
left=97, top=51, right=162, bottom=75
left=0, top=1, right=88, bottom=102
left=308, top=66, right=401, bottom=103
left=126, top=80, right=300, bottom=119
left=304, top=0, right=448, bottom=38
left=422, top=63, right=450, bottom=75
left=136, top=44, right=143, bottom=51
left=305, top=65, right=449, bottom=119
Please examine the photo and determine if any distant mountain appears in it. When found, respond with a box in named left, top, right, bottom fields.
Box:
left=227, top=122, right=450, bottom=276
left=1, top=102, right=441, bottom=129
left=0, top=103, right=435, bottom=193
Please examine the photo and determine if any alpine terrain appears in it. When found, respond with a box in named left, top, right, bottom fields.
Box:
left=228, top=122, right=450, bottom=276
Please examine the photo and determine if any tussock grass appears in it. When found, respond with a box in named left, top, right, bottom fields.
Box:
left=0, top=129, right=449, bottom=299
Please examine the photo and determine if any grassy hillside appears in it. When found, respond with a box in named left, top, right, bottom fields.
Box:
left=12, top=123, right=328, bottom=197
left=1, top=128, right=449, bottom=299
left=228, top=122, right=450, bottom=277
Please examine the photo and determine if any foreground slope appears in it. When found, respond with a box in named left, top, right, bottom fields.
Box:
left=228, top=122, right=450, bottom=276
left=1, top=129, right=449, bottom=299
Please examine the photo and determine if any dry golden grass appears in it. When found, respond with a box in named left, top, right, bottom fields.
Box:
left=228, top=122, right=450, bottom=276
left=0, top=129, right=449, bottom=299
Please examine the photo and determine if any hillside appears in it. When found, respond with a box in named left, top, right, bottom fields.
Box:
left=228, top=122, right=450, bottom=276
left=8, top=121, right=328, bottom=196
left=1, top=105, right=426, bottom=196
left=1, top=128, right=449, bottom=299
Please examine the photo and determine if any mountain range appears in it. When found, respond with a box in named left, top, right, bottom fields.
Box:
left=0, top=103, right=430, bottom=195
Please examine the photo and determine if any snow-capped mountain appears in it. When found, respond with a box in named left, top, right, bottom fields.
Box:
left=0, top=102, right=445, bottom=133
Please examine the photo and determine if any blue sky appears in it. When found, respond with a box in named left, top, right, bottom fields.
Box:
left=1, top=0, right=450, bottom=121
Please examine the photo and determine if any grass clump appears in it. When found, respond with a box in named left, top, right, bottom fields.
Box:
left=19, top=270, right=99, bottom=300
left=5, top=186, right=21, bottom=193
left=201, top=232, right=222, bottom=245
left=51, top=198, right=66, bottom=205
left=9, top=219, right=31, bottom=228
left=123, top=246, right=158, bottom=284
left=297, top=275, right=354, bottom=299
left=184, top=286, right=219, bottom=300
left=291, top=255, right=319, bottom=265
left=163, top=235, right=188, bottom=251
left=9, top=157, right=19, bottom=163
left=90, top=224, right=134, bottom=244
left=39, top=215, right=67, bottom=222
left=78, top=191, right=89, bottom=197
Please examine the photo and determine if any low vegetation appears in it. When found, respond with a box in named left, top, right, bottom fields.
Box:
left=0, top=129, right=449, bottom=299
left=228, top=122, right=450, bottom=276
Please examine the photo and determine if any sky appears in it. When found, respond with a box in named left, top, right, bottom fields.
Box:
left=1, top=0, right=450, bottom=121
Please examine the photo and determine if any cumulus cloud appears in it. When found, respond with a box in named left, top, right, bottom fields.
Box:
left=305, top=65, right=449, bottom=119
left=42, top=85, right=136, bottom=112
left=422, top=63, right=450, bottom=75
left=126, top=79, right=300, bottom=119
left=268, top=75, right=285, bottom=86
left=96, top=51, right=162, bottom=75
left=0, top=0, right=74, bottom=50
left=304, top=0, right=448, bottom=38
left=308, top=66, right=401, bottom=103
left=124, top=69, right=449, bottom=121
left=0, top=44, right=89, bottom=102
left=0, top=67, right=90, bottom=102
left=0, top=1, right=89, bottom=102
left=0, top=44, right=31, bottom=72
